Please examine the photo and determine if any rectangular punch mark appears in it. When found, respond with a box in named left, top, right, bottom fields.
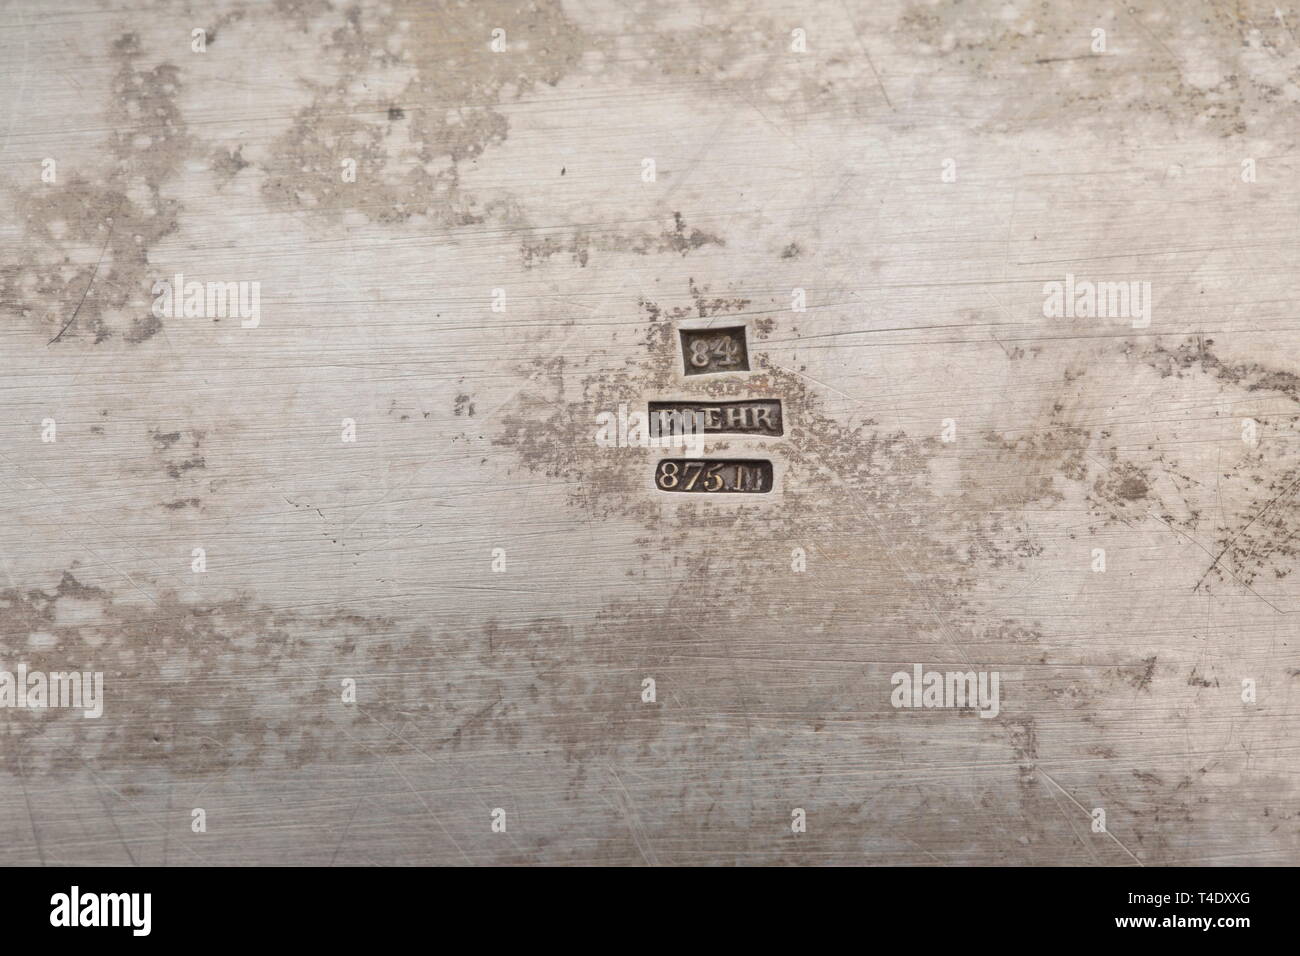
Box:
left=654, top=459, right=773, bottom=493
left=679, top=326, right=749, bottom=375
left=649, top=399, right=782, bottom=437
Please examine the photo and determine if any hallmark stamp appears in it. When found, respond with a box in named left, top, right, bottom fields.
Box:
left=649, top=399, right=782, bottom=437
left=679, top=326, right=749, bottom=375
left=654, top=458, right=773, bottom=493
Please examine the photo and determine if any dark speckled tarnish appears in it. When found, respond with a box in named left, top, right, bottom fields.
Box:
left=0, top=0, right=1296, bottom=867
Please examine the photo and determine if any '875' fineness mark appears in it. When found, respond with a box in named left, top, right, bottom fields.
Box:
left=655, top=459, right=772, bottom=493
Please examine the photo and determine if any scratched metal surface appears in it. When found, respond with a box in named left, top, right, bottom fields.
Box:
left=0, top=0, right=1297, bottom=866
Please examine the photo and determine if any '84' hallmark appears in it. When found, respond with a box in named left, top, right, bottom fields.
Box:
left=679, top=327, right=749, bottom=375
